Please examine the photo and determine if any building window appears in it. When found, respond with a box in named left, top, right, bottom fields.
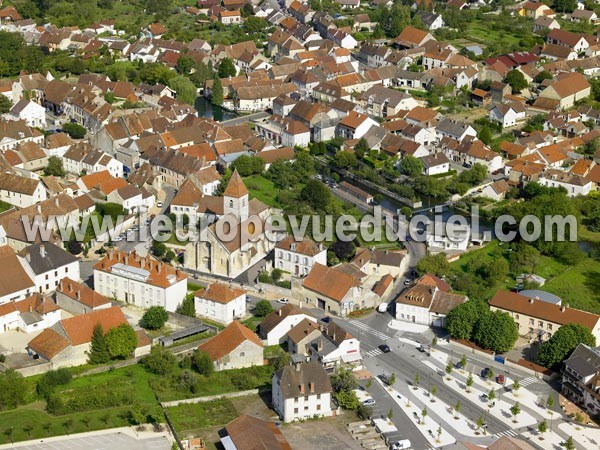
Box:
left=294, top=408, right=298, bottom=414
left=317, top=394, right=321, bottom=399
left=538, top=321, right=543, bottom=327
left=294, top=397, right=298, bottom=403
left=317, top=404, right=321, bottom=411
left=304, top=396, right=308, bottom=401
left=529, top=318, right=534, bottom=325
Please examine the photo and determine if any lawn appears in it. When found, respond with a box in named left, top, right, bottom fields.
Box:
left=244, top=175, right=280, bottom=208
left=451, top=240, right=600, bottom=313
left=165, top=398, right=238, bottom=432
left=0, top=200, right=12, bottom=213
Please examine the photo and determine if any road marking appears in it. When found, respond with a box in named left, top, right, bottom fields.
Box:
left=519, top=377, right=538, bottom=387
left=348, top=320, right=390, bottom=341
left=494, top=429, right=519, bottom=438
left=364, top=348, right=383, bottom=358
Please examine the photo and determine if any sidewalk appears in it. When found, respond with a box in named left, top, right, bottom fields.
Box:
left=374, top=377, right=456, bottom=448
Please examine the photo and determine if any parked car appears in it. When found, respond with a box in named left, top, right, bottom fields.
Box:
left=496, top=374, right=505, bottom=384
left=157, top=201, right=163, bottom=207
left=481, top=367, right=490, bottom=378
left=362, top=398, right=376, bottom=407
left=391, top=439, right=412, bottom=450
left=320, top=316, right=332, bottom=323
left=480, top=393, right=488, bottom=400
left=417, top=345, right=426, bottom=353
left=277, top=297, right=289, bottom=304
left=403, top=279, right=412, bottom=286
left=455, top=361, right=463, bottom=369
left=379, top=344, right=391, bottom=353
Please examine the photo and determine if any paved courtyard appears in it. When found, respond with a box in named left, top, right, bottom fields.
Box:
left=0, top=431, right=172, bottom=450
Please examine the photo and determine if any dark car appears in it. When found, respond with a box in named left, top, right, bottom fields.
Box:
left=379, top=344, right=391, bottom=353
left=455, top=361, right=463, bottom=369
left=481, top=367, right=490, bottom=378
left=320, top=317, right=332, bottom=323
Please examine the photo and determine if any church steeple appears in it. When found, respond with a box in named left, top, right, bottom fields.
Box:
left=223, top=169, right=249, bottom=221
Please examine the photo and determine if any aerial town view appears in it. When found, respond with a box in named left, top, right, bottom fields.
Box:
left=2, top=0, right=600, bottom=449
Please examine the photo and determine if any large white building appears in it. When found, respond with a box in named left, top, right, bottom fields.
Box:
left=272, top=362, right=332, bottom=422
left=0, top=173, right=47, bottom=208
left=274, top=236, right=327, bottom=277
left=194, top=283, right=246, bottom=325
left=93, top=249, right=187, bottom=312
left=7, top=99, right=46, bottom=128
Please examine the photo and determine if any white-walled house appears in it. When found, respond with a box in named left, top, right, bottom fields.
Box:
left=18, top=243, right=80, bottom=294
left=194, top=283, right=247, bottom=325
left=489, top=102, right=527, bottom=128
left=420, top=152, right=450, bottom=175
left=0, top=293, right=61, bottom=334
left=56, top=277, right=112, bottom=315
left=198, top=321, right=264, bottom=371
left=539, top=169, right=593, bottom=197
left=312, top=321, right=361, bottom=369
left=7, top=100, right=46, bottom=128
left=93, top=250, right=187, bottom=312
left=0, top=174, right=47, bottom=208
left=0, top=245, right=35, bottom=305
left=274, top=236, right=327, bottom=277
left=272, top=362, right=332, bottom=422
left=259, top=304, right=317, bottom=346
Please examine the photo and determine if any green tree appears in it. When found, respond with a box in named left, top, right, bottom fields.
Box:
left=0, top=369, right=26, bottom=410
left=445, top=361, right=453, bottom=377
left=0, top=95, right=12, bottom=114
left=141, top=306, right=169, bottom=330
left=473, top=311, right=519, bottom=353
left=454, top=400, right=461, bottom=417
left=168, top=75, right=197, bottom=105
left=414, top=372, right=420, bottom=388
left=141, top=345, right=177, bottom=375
left=466, top=373, right=473, bottom=392
left=176, top=294, right=196, bottom=317
left=400, top=155, right=424, bottom=177
left=478, top=126, right=492, bottom=143
left=232, top=155, right=265, bottom=176
left=564, top=436, right=575, bottom=450
left=244, top=16, right=268, bottom=33
left=512, top=378, right=520, bottom=396
left=415, top=253, right=450, bottom=277
left=105, top=324, right=137, bottom=359
left=476, top=415, right=485, bottom=434
left=254, top=299, right=273, bottom=317
left=538, top=323, right=596, bottom=370
left=445, top=301, right=485, bottom=340
left=505, top=70, right=528, bottom=93
left=534, top=71, right=553, bottom=83
left=62, top=123, right=87, bottom=139
left=300, top=179, right=332, bottom=212
left=332, top=150, right=358, bottom=169
left=421, top=406, right=427, bottom=424
left=192, top=349, right=214, bottom=376
left=44, top=156, right=66, bottom=177
left=176, top=55, right=194, bottom=75
left=334, top=389, right=360, bottom=410
left=88, top=323, right=110, bottom=364
left=211, top=76, right=224, bottom=106
left=218, top=58, right=237, bottom=78
left=488, top=388, right=496, bottom=402
left=430, top=385, right=437, bottom=402
left=547, top=394, right=555, bottom=410
left=331, top=367, right=358, bottom=392
left=510, top=402, right=521, bottom=422
left=554, top=0, right=577, bottom=12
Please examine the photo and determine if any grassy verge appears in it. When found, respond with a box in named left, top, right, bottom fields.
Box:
left=243, top=175, right=280, bottom=208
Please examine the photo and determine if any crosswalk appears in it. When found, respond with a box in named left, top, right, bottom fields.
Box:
left=348, top=319, right=390, bottom=341
left=364, top=348, right=384, bottom=358
left=494, top=429, right=518, bottom=439
left=519, top=376, right=538, bottom=387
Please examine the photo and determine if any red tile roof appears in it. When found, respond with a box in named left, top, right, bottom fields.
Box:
left=199, top=321, right=263, bottom=361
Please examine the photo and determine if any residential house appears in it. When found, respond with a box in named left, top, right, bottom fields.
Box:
left=394, top=26, right=434, bottom=49
left=26, top=306, right=131, bottom=366
left=533, top=16, right=560, bottom=34
left=479, top=179, right=511, bottom=201
left=416, top=11, right=445, bottom=30
left=435, top=119, right=477, bottom=143
left=93, top=249, right=187, bottom=312
left=518, top=1, right=555, bottom=19
left=0, top=246, right=35, bottom=305
left=546, top=29, right=591, bottom=53
left=18, top=243, right=80, bottom=294
left=0, top=293, right=60, bottom=334
left=562, top=344, right=600, bottom=417
left=0, top=174, right=47, bottom=208
left=272, top=362, right=332, bottom=422
left=490, top=290, right=600, bottom=342
left=489, top=101, right=527, bottom=128
left=336, top=111, right=378, bottom=139
left=194, top=283, right=246, bottom=325
left=56, top=277, right=112, bottom=315
left=259, top=303, right=317, bottom=345
left=395, top=274, right=467, bottom=327
left=421, top=152, right=450, bottom=175
left=7, top=100, right=46, bottom=128
left=539, top=169, right=593, bottom=196
left=198, top=321, right=264, bottom=371
left=275, top=236, right=327, bottom=277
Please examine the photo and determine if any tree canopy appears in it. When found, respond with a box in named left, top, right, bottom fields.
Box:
left=105, top=324, right=138, bottom=359
left=473, top=310, right=519, bottom=353
left=141, top=306, right=169, bottom=330
left=538, top=323, right=596, bottom=370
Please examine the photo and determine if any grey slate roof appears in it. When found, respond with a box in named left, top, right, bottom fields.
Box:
left=20, top=243, right=78, bottom=275
left=274, top=361, right=332, bottom=399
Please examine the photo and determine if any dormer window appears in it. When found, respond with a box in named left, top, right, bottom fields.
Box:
left=229, top=200, right=233, bottom=208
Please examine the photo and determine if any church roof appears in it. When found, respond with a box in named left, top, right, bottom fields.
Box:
left=224, top=169, right=248, bottom=198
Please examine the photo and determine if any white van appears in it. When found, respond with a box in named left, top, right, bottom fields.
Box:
left=377, top=302, right=388, bottom=313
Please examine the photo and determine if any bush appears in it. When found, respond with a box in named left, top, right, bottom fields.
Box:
left=37, top=368, right=72, bottom=399
left=62, top=123, right=87, bottom=139
left=192, top=350, right=214, bottom=376
left=141, top=346, right=177, bottom=376
left=141, top=306, right=169, bottom=330
left=254, top=299, right=273, bottom=317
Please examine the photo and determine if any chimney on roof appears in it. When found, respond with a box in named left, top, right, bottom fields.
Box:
left=39, top=244, right=46, bottom=258
left=529, top=297, right=535, bottom=304
left=561, top=305, right=566, bottom=312
left=76, top=290, right=80, bottom=300
left=317, top=337, right=322, bottom=351
left=309, top=382, right=315, bottom=393
left=54, top=197, right=59, bottom=207
left=299, top=383, right=305, bottom=394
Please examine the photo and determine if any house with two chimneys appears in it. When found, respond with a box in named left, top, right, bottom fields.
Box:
left=272, top=361, right=332, bottom=422
left=274, top=236, right=327, bottom=277
left=0, top=293, right=61, bottom=334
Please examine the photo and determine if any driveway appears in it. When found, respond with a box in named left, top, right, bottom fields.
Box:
left=279, top=414, right=363, bottom=450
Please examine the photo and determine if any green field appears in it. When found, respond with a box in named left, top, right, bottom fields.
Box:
left=451, top=241, right=600, bottom=313
left=244, top=175, right=281, bottom=208
left=0, top=365, right=159, bottom=445
left=165, top=398, right=238, bottom=432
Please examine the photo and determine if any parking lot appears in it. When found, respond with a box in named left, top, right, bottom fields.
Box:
left=0, top=431, right=171, bottom=450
